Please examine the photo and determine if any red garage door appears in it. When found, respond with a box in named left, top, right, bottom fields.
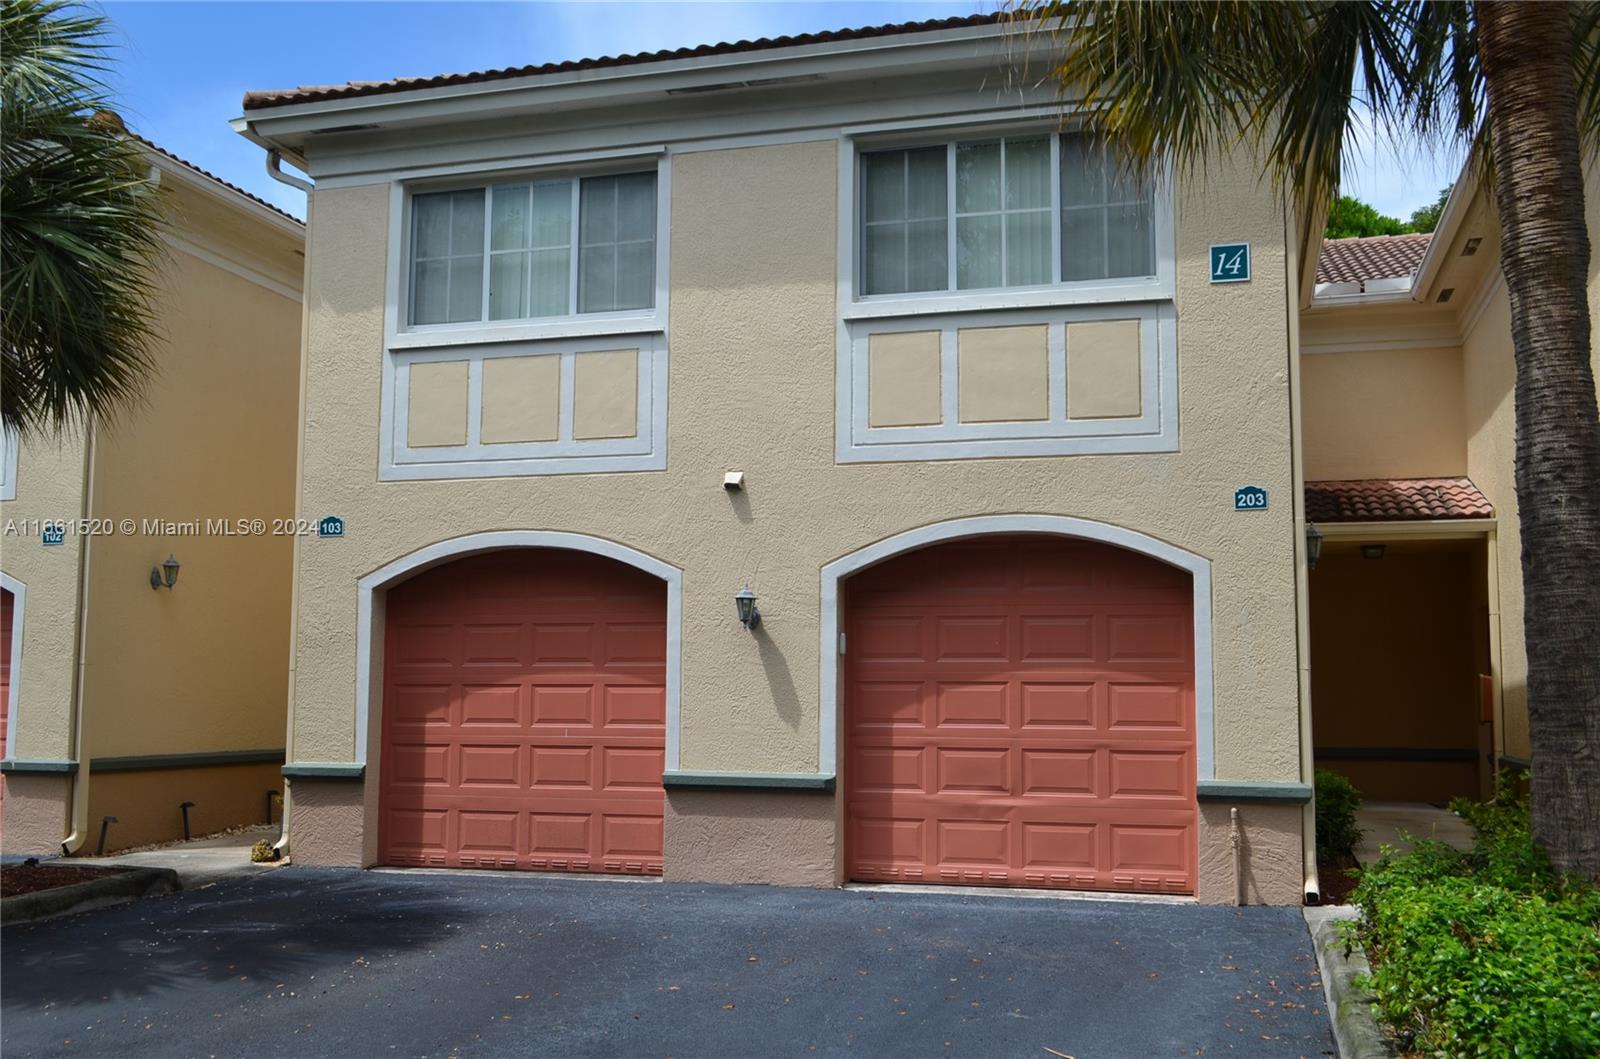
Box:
left=379, top=550, right=667, bottom=874
left=846, top=536, right=1197, bottom=894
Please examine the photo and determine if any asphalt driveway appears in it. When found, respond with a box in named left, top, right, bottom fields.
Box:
left=1, top=868, right=1333, bottom=1058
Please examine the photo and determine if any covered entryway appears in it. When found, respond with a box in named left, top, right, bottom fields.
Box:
left=844, top=535, right=1197, bottom=894
left=378, top=549, right=667, bottom=874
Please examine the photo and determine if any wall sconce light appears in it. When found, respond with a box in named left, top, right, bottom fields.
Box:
left=149, top=553, right=181, bottom=590
left=1360, top=544, right=1387, bottom=560
left=734, top=585, right=761, bottom=630
left=1305, top=523, right=1324, bottom=571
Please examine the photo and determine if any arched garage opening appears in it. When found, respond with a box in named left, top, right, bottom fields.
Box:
left=830, top=522, right=1208, bottom=895
left=375, top=547, right=670, bottom=875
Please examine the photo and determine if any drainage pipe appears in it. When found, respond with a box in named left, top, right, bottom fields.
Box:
left=265, top=149, right=312, bottom=857
left=1285, top=201, right=1321, bottom=904
left=1231, top=807, right=1244, bottom=906
left=61, top=425, right=98, bottom=855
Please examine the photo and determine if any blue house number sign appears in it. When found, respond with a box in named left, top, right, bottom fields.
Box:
left=1210, top=243, right=1251, bottom=284
left=1234, top=485, right=1269, bottom=511
left=318, top=515, right=344, bottom=538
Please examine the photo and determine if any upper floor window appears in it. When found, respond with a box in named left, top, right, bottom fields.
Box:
left=859, top=133, right=1153, bottom=297
left=409, top=170, right=657, bottom=326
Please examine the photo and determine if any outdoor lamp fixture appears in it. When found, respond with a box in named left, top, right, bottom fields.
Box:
left=1361, top=544, right=1388, bottom=561
left=734, top=585, right=761, bottom=630
left=149, top=554, right=181, bottom=590
left=1305, top=523, right=1324, bottom=571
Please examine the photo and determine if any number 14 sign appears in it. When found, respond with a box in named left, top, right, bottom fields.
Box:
left=1210, top=243, right=1251, bottom=284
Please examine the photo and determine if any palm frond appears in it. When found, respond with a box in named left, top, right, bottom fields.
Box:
left=0, top=0, right=168, bottom=439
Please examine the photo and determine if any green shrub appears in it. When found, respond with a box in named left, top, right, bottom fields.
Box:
left=1347, top=782, right=1600, bottom=1057
left=249, top=839, right=278, bottom=863
left=1314, top=768, right=1363, bottom=861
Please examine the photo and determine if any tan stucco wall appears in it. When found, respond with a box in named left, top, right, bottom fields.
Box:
left=80, top=242, right=300, bottom=762
left=573, top=349, right=640, bottom=439
left=0, top=432, right=88, bottom=761
left=288, top=138, right=1303, bottom=898
left=0, top=773, right=72, bottom=855
left=957, top=324, right=1049, bottom=422
left=1462, top=288, right=1527, bottom=759
left=1300, top=346, right=1467, bottom=481
left=664, top=790, right=837, bottom=887
left=407, top=360, right=470, bottom=447
left=1067, top=319, right=1142, bottom=419
left=867, top=331, right=942, bottom=427
left=1197, top=802, right=1304, bottom=905
left=482, top=355, right=559, bottom=443
left=87, top=762, right=281, bottom=852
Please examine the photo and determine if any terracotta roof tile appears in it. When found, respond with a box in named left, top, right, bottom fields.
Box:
left=1315, top=233, right=1431, bottom=286
left=242, top=11, right=1015, bottom=111
left=1305, top=478, right=1493, bottom=523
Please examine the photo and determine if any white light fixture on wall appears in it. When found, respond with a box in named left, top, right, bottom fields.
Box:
left=734, top=585, right=761, bottom=630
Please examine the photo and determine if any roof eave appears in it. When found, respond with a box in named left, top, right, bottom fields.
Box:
left=232, top=20, right=1028, bottom=155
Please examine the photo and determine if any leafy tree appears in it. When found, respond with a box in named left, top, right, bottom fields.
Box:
left=1326, top=194, right=1411, bottom=237
left=1, top=0, right=166, bottom=438
left=1029, top=1, right=1600, bottom=878
left=1408, top=185, right=1453, bottom=233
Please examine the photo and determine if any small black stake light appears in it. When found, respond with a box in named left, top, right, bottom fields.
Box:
left=734, top=585, right=761, bottom=630
left=149, top=554, right=181, bottom=590
left=1305, top=523, right=1324, bottom=571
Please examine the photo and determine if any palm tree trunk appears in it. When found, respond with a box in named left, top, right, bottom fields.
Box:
left=1479, top=2, right=1600, bottom=878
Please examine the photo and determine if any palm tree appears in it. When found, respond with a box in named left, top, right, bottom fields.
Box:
left=1024, top=1, right=1600, bottom=878
left=1, top=0, right=166, bottom=438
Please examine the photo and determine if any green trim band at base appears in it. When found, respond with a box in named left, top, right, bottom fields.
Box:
left=1497, top=754, right=1531, bottom=771
left=282, top=762, right=365, bottom=780
left=1316, top=746, right=1476, bottom=764
left=663, top=770, right=835, bottom=792
left=91, top=749, right=286, bottom=774
left=0, top=759, right=79, bottom=775
left=1197, top=780, right=1314, bottom=804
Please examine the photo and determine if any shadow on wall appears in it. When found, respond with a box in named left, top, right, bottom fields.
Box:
left=755, top=625, right=801, bottom=734
left=0, top=870, right=473, bottom=1008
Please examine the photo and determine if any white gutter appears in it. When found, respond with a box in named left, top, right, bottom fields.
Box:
left=263, top=149, right=312, bottom=857
left=60, top=424, right=97, bottom=854
left=1285, top=204, right=1320, bottom=904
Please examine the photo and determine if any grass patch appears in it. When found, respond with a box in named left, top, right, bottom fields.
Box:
left=1342, top=775, right=1600, bottom=1057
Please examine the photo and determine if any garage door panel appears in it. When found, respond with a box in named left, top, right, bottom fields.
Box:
left=458, top=744, right=521, bottom=788
left=1019, top=615, right=1096, bottom=661
left=1019, top=682, right=1096, bottom=728
left=847, top=536, right=1195, bottom=894
left=380, top=549, right=665, bottom=874
left=529, top=685, right=594, bottom=725
left=460, top=684, right=523, bottom=726
left=935, top=682, right=1010, bottom=727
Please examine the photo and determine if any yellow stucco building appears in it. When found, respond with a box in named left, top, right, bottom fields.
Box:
left=0, top=138, right=305, bottom=855
left=42, top=12, right=1563, bottom=904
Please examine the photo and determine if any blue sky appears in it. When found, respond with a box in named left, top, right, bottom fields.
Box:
left=100, top=1, right=1462, bottom=222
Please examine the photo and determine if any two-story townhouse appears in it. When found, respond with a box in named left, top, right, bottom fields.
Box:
left=233, top=12, right=1317, bottom=904
left=0, top=135, right=305, bottom=854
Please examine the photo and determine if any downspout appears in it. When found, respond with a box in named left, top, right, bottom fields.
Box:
left=61, top=424, right=98, bottom=853
left=265, top=145, right=313, bottom=856
left=1286, top=205, right=1321, bottom=903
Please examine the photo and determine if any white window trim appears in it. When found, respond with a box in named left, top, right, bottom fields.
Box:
left=380, top=152, right=672, bottom=479
left=839, top=302, right=1178, bottom=464
left=817, top=515, right=1216, bottom=783
left=384, top=152, right=671, bottom=350
left=1, top=571, right=24, bottom=761
left=378, top=332, right=668, bottom=480
left=840, top=126, right=1177, bottom=318
left=0, top=428, right=16, bottom=501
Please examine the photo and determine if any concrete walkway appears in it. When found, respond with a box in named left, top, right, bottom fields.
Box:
left=1355, top=802, right=1474, bottom=865
left=73, top=825, right=281, bottom=887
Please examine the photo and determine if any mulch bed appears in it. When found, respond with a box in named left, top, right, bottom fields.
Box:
left=1318, top=855, right=1362, bottom=905
left=1, top=863, right=131, bottom=898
